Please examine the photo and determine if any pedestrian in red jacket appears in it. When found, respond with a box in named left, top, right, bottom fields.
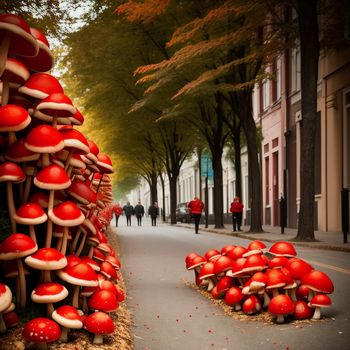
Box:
left=230, top=196, right=244, bottom=232
left=188, top=196, right=204, bottom=234
left=112, top=203, right=123, bottom=227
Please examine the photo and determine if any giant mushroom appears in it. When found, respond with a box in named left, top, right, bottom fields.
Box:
left=84, top=311, right=114, bottom=345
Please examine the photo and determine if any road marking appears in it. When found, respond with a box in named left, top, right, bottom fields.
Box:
left=307, top=260, right=350, bottom=275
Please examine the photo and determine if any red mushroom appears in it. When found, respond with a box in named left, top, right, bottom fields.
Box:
left=88, top=289, right=119, bottom=313
left=224, top=286, right=244, bottom=311
left=31, top=282, right=69, bottom=316
left=24, top=247, right=67, bottom=282
left=0, top=161, right=26, bottom=231
left=269, top=241, right=297, bottom=257
left=56, top=262, right=98, bottom=308
left=0, top=283, right=12, bottom=333
left=13, top=203, right=48, bottom=243
left=84, top=311, right=114, bottom=345
left=52, top=305, right=83, bottom=342
left=0, top=14, right=38, bottom=76
left=242, top=295, right=262, bottom=315
left=198, top=261, right=217, bottom=291
left=268, top=294, right=295, bottom=323
left=300, top=270, right=334, bottom=296
left=22, top=317, right=61, bottom=350
left=0, top=233, right=37, bottom=308
left=293, top=300, right=313, bottom=320
left=308, top=293, right=332, bottom=320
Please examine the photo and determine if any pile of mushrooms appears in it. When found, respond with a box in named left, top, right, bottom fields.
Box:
left=185, top=240, right=334, bottom=323
left=0, top=13, right=124, bottom=348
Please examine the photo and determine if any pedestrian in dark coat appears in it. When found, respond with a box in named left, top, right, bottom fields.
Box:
left=148, top=202, right=159, bottom=226
left=187, top=196, right=204, bottom=234
left=112, top=203, right=123, bottom=227
left=230, top=196, right=244, bottom=231
left=123, top=201, right=134, bottom=226
left=134, top=201, right=145, bottom=226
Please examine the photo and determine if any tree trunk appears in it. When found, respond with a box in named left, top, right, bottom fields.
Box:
left=159, top=171, right=166, bottom=222
left=295, top=0, right=319, bottom=241
left=211, top=152, right=224, bottom=228
left=169, top=175, right=178, bottom=224
left=239, top=91, right=263, bottom=233
left=150, top=170, right=158, bottom=204
left=232, top=119, right=242, bottom=199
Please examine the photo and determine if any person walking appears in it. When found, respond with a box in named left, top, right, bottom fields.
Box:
left=148, top=202, right=159, bottom=226
left=187, top=196, right=204, bottom=234
left=134, top=200, right=145, bottom=226
left=112, top=203, right=123, bottom=227
left=123, top=201, right=134, bottom=226
left=230, top=196, right=244, bottom=232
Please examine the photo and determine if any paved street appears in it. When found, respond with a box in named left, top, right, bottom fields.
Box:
left=116, top=218, right=350, bottom=350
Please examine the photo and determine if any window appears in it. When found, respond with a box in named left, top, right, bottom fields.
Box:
left=291, top=43, right=301, bottom=93
left=271, top=58, right=281, bottom=102
left=262, top=78, right=270, bottom=110
left=265, top=157, right=270, bottom=206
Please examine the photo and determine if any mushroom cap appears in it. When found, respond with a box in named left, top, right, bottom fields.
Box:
left=243, top=240, right=267, bottom=257
left=0, top=233, right=37, bottom=260
left=268, top=256, right=289, bottom=269
left=99, top=280, right=118, bottom=295
left=227, top=257, right=247, bottom=277
left=18, top=27, right=54, bottom=72
left=243, top=271, right=267, bottom=293
left=220, top=245, right=236, bottom=256
left=5, top=138, right=40, bottom=163
left=34, top=164, right=71, bottom=190
left=88, top=290, right=119, bottom=313
left=65, top=254, right=82, bottom=268
left=86, top=139, right=99, bottom=163
left=14, top=202, right=48, bottom=225
left=265, top=268, right=287, bottom=290
left=269, top=241, right=297, bottom=257
left=59, top=128, right=89, bottom=154
left=22, top=317, right=61, bottom=343
left=199, top=261, right=215, bottom=280
left=25, top=247, right=67, bottom=270
left=57, top=262, right=98, bottom=287
left=99, top=261, right=117, bottom=280
left=293, top=300, right=314, bottom=320
left=186, top=255, right=206, bottom=270
left=224, top=286, right=244, bottom=306
left=104, top=256, right=121, bottom=270
left=69, top=108, right=84, bottom=126
left=31, top=282, right=69, bottom=303
left=309, top=293, right=331, bottom=308
left=226, top=245, right=248, bottom=260
left=80, top=256, right=100, bottom=272
left=96, top=153, right=113, bottom=174
left=19, top=72, right=63, bottom=99
left=0, top=104, right=31, bottom=132
left=268, top=294, right=295, bottom=315
left=84, top=311, right=114, bottom=335
left=48, top=201, right=85, bottom=227
left=52, top=305, right=83, bottom=329
left=242, top=254, right=267, bottom=273
left=0, top=14, right=39, bottom=57
left=216, top=276, right=235, bottom=295
left=29, top=192, right=49, bottom=208
left=35, top=93, right=76, bottom=119
left=242, top=295, right=262, bottom=315
left=3, top=57, right=30, bottom=86
left=213, top=255, right=234, bottom=275
left=25, top=125, right=64, bottom=154
left=286, top=258, right=313, bottom=281
left=204, top=249, right=221, bottom=261
left=0, top=283, right=13, bottom=313
left=301, top=270, right=334, bottom=294
left=66, top=180, right=96, bottom=205
left=0, top=161, right=25, bottom=183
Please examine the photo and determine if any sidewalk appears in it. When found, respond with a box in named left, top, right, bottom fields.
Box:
left=176, top=222, right=350, bottom=252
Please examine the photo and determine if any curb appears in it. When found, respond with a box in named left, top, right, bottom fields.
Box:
left=176, top=224, right=350, bottom=253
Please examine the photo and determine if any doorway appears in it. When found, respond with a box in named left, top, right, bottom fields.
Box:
left=273, top=151, right=279, bottom=226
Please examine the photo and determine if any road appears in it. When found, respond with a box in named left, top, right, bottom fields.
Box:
left=116, top=218, right=350, bottom=350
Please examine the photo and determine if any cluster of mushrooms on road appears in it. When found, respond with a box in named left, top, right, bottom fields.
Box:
left=0, top=14, right=125, bottom=349
left=186, top=240, right=334, bottom=323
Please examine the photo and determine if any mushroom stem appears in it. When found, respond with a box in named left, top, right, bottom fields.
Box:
left=76, top=231, right=88, bottom=257
left=42, top=270, right=51, bottom=283
left=312, top=306, right=321, bottom=320
left=72, top=285, right=80, bottom=309
left=64, top=150, right=73, bottom=171
left=1, top=75, right=9, bottom=107
left=41, top=153, right=50, bottom=168
left=35, top=342, right=48, bottom=350
left=71, top=228, right=82, bottom=253
left=207, top=277, right=216, bottom=292
left=45, top=190, right=55, bottom=247
left=6, top=182, right=16, bottom=232
left=234, top=303, right=242, bottom=311
left=275, top=314, right=285, bottom=324
left=22, top=175, right=33, bottom=204
left=17, top=258, right=27, bottom=308
left=59, top=327, right=69, bottom=342
left=0, top=313, right=7, bottom=334
left=262, top=291, right=270, bottom=308
left=29, top=225, right=37, bottom=243
left=0, top=33, right=10, bottom=76
left=60, top=227, right=69, bottom=255
left=47, top=303, right=54, bottom=317
left=92, top=333, right=104, bottom=345
left=271, top=288, right=279, bottom=298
